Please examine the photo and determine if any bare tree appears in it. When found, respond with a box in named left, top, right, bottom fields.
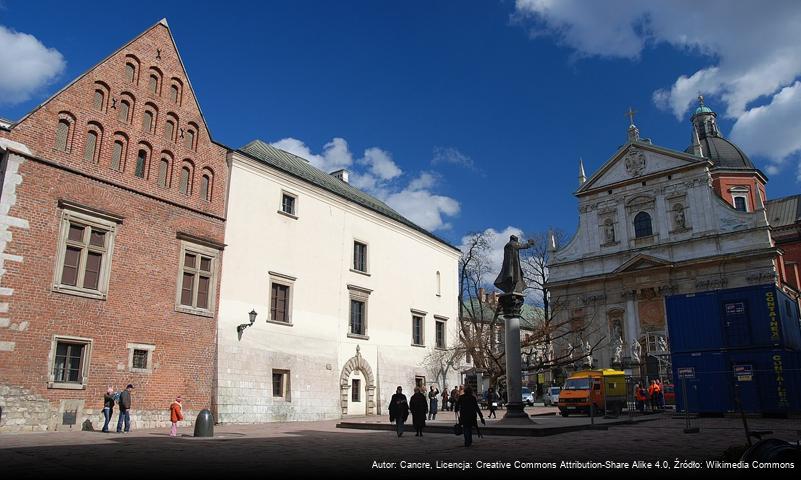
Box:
left=421, top=335, right=465, bottom=388
left=458, top=231, right=506, bottom=388
left=519, top=229, right=605, bottom=373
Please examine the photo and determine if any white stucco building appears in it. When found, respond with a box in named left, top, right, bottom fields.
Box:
left=214, top=140, right=462, bottom=423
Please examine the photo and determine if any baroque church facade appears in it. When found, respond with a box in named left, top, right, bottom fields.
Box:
left=546, top=99, right=795, bottom=379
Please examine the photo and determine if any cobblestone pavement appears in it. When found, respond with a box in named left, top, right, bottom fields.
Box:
left=1, top=414, right=799, bottom=477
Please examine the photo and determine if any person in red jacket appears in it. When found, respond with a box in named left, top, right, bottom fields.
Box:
left=634, top=383, right=647, bottom=413
left=169, top=396, right=184, bottom=437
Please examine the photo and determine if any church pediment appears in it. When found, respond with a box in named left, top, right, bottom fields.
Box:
left=578, top=143, right=706, bottom=194
left=613, top=254, right=673, bottom=274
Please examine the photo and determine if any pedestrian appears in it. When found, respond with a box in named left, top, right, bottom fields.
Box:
left=428, top=385, right=439, bottom=420
left=634, top=383, right=646, bottom=413
left=441, top=387, right=449, bottom=412
left=169, top=395, right=184, bottom=437
left=388, top=386, right=409, bottom=437
left=449, top=386, right=459, bottom=414
left=486, top=387, right=498, bottom=419
left=647, top=380, right=658, bottom=412
left=116, top=384, right=133, bottom=433
left=410, top=387, right=428, bottom=436
left=102, top=387, right=115, bottom=433
left=456, top=386, right=485, bottom=447
left=656, top=379, right=665, bottom=410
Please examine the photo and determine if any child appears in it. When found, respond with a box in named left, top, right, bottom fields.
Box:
left=169, top=396, right=184, bottom=437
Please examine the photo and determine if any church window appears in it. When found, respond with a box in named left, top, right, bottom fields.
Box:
left=55, top=119, right=71, bottom=152
left=734, top=196, right=747, bottom=212
left=157, top=157, right=171, bottom=187
left=118, top=100, right=130, bottom=123
left=164, top=117, right=176, bottom=142
left=200, top=168, right=213, bottom=201
left=125, top=63, right=136, bottom=83
left=83, top=130, right=98, bottom=163
left=634, top=212, right=652, bottom=238
left=111, top=137, right=126, bottom=172
left=179, top=163, right=193, bottom=195
left=142, top=110, right=153, bottom=133
left=135, top=149, right=147, bottom=178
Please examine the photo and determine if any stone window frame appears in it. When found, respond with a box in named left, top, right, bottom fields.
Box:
left=127, top=342, right=156, bottom=374
left=272, top=369, right=291, bottom=401
left=174, top=240, right=220, bottom=318
left=347, top=284, right=372, bottom=340
left=279, top=190, right=298, bottom=219
left=411, top=308, right=427, bottom=347
left=729, top=187, right=750, bottom=212
left=51, top=203, right=121, bottom=301
left=434, top=315, right=448, bottom=349
left=351, top=239, right=369, bottom=275
left=267, top=271, right=296, bottom=326
left=47, top=335, right=93, bottom=390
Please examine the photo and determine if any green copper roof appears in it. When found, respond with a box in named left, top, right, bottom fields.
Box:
left=238, top=140, right=459, bottom=252
left=694, top=105, right=713, bottom=114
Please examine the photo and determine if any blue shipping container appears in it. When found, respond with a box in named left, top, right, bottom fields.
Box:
left=666, top=284, right=801, bottom=353
left=672, top=351, right=733, bottom=413
left=727, top=349, right=801, bottom=414
left=672, top=349, right=801, bottom=414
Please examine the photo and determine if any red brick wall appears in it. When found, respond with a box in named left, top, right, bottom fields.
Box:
left=711, top=174, right=766, bottom=211
left=0, top=21, right=227, bottom=426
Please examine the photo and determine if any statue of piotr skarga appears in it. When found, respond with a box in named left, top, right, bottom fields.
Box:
left=494, top=235, right=534, bottom=294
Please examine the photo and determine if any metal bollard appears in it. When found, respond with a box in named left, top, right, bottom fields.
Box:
left=193, top=409, right=214, bottom=437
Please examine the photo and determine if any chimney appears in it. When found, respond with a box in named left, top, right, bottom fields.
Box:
left=330, top=169, right=349, bottom=183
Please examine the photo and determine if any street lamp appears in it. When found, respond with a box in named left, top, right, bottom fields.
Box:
left=622, top=355, right=633, bottom=421
left=237, top=309, right=258, bottom=340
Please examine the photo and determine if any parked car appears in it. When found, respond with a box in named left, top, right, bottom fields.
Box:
left=544, top=386, right=561, bottom=406
left=522, top=387, right=534, bottom=406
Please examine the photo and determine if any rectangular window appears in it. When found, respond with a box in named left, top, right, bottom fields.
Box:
left=353, top=241, right=367, bottom=272
left=734, top=196, right=747, bottom=212
left=352, top=379, right=361, bottom=402
left=53, top=207, right=118, bottom=299
left=175, top=241, right=219, bottom=316
left=53, top=342, right=85, bottom=383
left=132, top=349, right=148, bottom=369
left=272, top=369, right=290, bottom=400
left=49, top=335, right=92, bottom=389
left=281, top=193, right=296, bottom=216
left=436, top=320, right=446, bottom=349
left=271, top=283, right=290, bottom=323
left=412, top=315, right=424, bottom=346
left=350, top=299, right=365, bottom=335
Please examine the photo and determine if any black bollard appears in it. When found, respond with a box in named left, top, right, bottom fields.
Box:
left=193, top=409, right=214, bottom=437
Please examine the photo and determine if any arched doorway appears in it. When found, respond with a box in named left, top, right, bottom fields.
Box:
left=339, top=346, right=376, bottom=416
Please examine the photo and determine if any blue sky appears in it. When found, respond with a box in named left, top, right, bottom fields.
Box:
left=2, top=1, right=800, bottom=256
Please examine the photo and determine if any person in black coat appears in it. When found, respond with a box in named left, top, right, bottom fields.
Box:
left=486, top=387, right=498, bottom=419
left=456, top=386, right=484, bottom=447
left=409, top=387, right=429, bottom=436
left=388, top=386, right=409, bottom=437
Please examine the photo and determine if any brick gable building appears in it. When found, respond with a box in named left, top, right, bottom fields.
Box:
left=0, top=19, right=228, bottom=431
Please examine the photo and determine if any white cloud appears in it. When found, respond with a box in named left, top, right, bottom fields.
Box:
left=514, top=0, right=801, bottom=176
left=271, top=137, right=353, bottom=172
left=271, top=137, right=460, bottom=231
left=730, top=81, right=801, bottom=171
left=0, top=25, right=65, bottom=105
left=359, top=147, right=402, bottom=180
left=460, top=226, right=525, bottom=286
left=432, top=146, right=476, bottom=170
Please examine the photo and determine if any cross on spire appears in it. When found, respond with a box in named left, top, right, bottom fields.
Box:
left=626, top=106, right=637, bottom=126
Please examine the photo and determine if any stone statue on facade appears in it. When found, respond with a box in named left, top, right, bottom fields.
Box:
left=494, top=235, right=534, bottom=294
left=631, top=339, right=642, bottom=364
left=610, top=334, right=623, bottom=365
left=582, top=340, right=592, bottom=367
left=673, top=204, right=686, bottom=229
left=657, top=335, right=669, bottom=352
left=604, top=219, right=615, bottom=244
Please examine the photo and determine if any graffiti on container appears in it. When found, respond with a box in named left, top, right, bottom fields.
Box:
left=765, top=291, right=780, bottom=342
left=772, top=354, right=789, bottom=408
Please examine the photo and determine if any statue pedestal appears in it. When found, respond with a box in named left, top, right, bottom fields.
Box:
left=499, top=293, right=534, bottom=424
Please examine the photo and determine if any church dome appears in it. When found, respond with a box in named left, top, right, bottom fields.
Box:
left=684, top=96, right=755, bottom=170
left=684, top=135, right=755, bottom=170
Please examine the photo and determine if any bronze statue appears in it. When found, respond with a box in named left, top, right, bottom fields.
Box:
left=494, top=235, right=534, bottom=294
